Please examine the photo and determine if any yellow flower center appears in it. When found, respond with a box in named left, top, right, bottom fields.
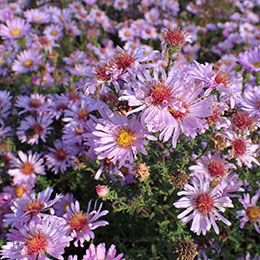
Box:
left=10, top=28, right=21, bottom=36
left=34, top=17, right=42, bottom=22
left=62, top=202, right=71, bottom=212
left=15, top=186, right=26, bottom=198
left=21, top=162, right=34, bottom=175
left=51, top=30, right=58, bottom=36
left=23, top=60, right=33, bottom=68
left=69, top=212, right=88, bottom=232
left=246, top=206, right=260, bottom=221
left=117, top=128, right=135, bottom=147
left=252, top=61, right=260, bottom=68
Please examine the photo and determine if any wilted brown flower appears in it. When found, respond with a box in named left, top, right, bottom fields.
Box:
left=175, top=239, right=198, bottom=260
left=135, top=163, right=150, bottom=181
left=170, top=169, right=189, bottom=189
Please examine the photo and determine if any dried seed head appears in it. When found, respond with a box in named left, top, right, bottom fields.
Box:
left=175, top=239, right=198, bottom=260
left=135, top=163, right=150, bottom=181
left=114, top=100, right=132, bottom=115
left=170, top=169, right=189, bottom=189
left=218, top=226, right=230, bottom=242
left=211, top=133, right=226, bottom=152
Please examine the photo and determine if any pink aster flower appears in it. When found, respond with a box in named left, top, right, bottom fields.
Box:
left=90, top=111, right=155, bottom=168
left=237, top=46, right=260, bottom=73
left=189, top=153, right=243, bottom=196
left=8, top=151, right=45, bottom=183
left=83, top=243, right=125, bottom=260
left=15, top=93, right=50, bottom=115
left=236, top=190, right=260, bottom=234
left=119, top=65, right=184, bottom=130
left=12, top=49, right=42, bottom=74
left=45, top=140, right=76, bottom=174
left=64, top=200, right=109, bottom=247
left=159, top=86, right=213, bottom=148
left=225, top=131, right=259, bottom=168
left=1, top=216, right=71, bottom=260
left=17, top=114, right=53, bottom=145
left=173, top=175, right=233, bottom=235
left=4, top=187, right=62, bottom=227
left=0, top=17, right=31, bottom=39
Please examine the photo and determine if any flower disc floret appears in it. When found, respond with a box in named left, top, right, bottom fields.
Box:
left=116, top=128, right=135, bottom=147
left=26, top=232, right=48, bottom=256
left=195, top=193, right=214, bottom=215
left=148, top=82, right=172, bottom=106
left=246, top=206, right=260, bottom=221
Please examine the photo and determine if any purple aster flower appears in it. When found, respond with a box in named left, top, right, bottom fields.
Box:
left=241, top=86, right=260, bottom=119
left=17, top=114, right=53, bottom=145
left=0, top=17, right=31, bottom=39
left=24, top=8, right=51, bottom=24
left=236, top=252, right=260, bottom=260
left=90, top=111, right=155, bottom=168
left=237, top=47, right=260, bottom=73
left=1, top=216, right=71, bottom=260
left=43, top=24, right=63, bottom=40
left=119, top=65, right=184, bottom=130
left=64, top=200, right=109, bottom=247
left=8, top=151, right=45, bottom=183
left=173, top=175, right=233, bottom=235
left=12, top=49, right=42, bottom=74
left=0, top=90, right=12, bottom=123
left=45, top=140, right=76, bottom=174
left=189, top=153, right=243, bottom=197
left=53, top=193, right=75, bottom=217
left=236, top=190, right=260, bottom=234
left=225, top=131, right=259, bottom=168
left=48, top=93, right=69, bottom=120
left=159, top=86, right=213, bottom=148
left=15, top=93, right=50, bottom=115
left=4, top=187, right=62, bottom=227
left=83, top=243, right=125, bottom=260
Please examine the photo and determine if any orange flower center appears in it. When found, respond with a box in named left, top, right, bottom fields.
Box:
left=25, top=199, right=45, bottom=216
left=21, top=162, right=34, bottom=175
left=51, top=30, right=58, bottom=36
left=246, top=206, right=260, bottom=221
left=29, top=99, right=42, bottom=108
left=26, top=232, right=48, bottom=256
left=69, top=212, right=88, bottom=232
left=15, top=186, right=26, bottom=198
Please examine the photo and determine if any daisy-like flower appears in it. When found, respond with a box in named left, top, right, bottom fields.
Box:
left=0, top=17, right=31, bottom=39
left=64, top=200, right=109, bottom=247
left=83, top=243, right=125, bottom=260
left=17, top=114, right=53, bottom=145
left=4, top=187, right=62, bottom=227
left=90, top=111, right=155, bottom=168
left=119, top=65, right=184, bottom=130
left=241, top=86, right=260, bottom=119
left=236, top=190, right=260, bottom=234
left=12, top=49, right=42, bottom=74
left=24, top=8, right=51, bottom=24
left=189, top=153, right=243, bottom=196
left=173, top=175, right=233, bottom=235
left=43, top=24, right=63, bottom=40
left=159, top=86, right=213, bottom=148
left=53, top=193, right=75, bottom=217
left=225, top=131, right=259, bottom=168
left=237, top=47, right=260, bottom=73
left=45, top=140, right=76, bottom=174
left=15, top=93, right=50, bottom=115
left=8, top=151, right=45, bottom=183
left=1, top=216, right=71, bottom=260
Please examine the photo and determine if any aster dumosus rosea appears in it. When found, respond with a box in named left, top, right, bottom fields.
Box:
left=236, top=190, right=260, bottom=234
left=1, top=216, right=71, bottom=260
left=89, top=110, right=156, bottom=168
left=63, top=200, right=109, bottom=247
left=174, top=174, right=233, bottom=235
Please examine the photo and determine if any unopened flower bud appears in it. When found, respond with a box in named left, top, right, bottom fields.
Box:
left=96, top=185, right=109, bottom=198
